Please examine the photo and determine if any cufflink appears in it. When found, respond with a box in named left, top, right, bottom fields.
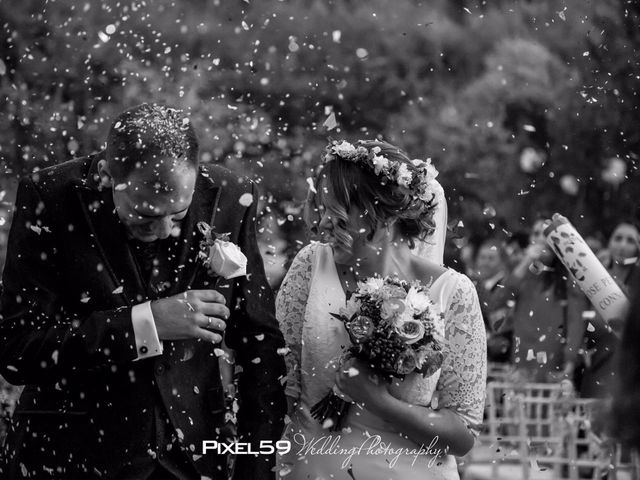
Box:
left=140, top=345, right=148, bottom=354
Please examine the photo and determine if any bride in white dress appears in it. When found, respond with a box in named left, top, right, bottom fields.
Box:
left=276, top=140, right=486, bottom=480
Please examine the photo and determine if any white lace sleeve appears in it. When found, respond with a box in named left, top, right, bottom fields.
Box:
left=436, top=274, right=487, bottom=437
left=275, top=242, right=316, bottom=399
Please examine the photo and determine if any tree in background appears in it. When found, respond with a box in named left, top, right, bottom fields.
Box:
left=1, top=0, right=639, bottom=261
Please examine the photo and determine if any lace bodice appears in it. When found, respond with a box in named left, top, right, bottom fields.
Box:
left=276, top=242, right=486, bottom=435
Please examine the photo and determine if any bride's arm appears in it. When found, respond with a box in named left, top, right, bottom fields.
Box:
left=275, top=243, right=316, bottom=415
left=336, top=274, right=487, bottom=457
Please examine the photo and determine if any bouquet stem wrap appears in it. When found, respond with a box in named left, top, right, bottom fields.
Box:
left=310, top=385, right=353, bottom=432
left=544, top=213, right=629, bottom=323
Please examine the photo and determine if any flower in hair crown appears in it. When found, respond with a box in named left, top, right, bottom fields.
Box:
left=323, top=140, right=439, bottom=207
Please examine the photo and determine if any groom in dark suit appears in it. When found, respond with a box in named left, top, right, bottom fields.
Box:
left=0, top=104, right=286, bottom=479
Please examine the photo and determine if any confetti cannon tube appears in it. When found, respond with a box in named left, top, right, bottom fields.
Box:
left=544, top=213, right=629, bottom=323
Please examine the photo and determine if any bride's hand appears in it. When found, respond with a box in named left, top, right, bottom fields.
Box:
left=335, top=358, right=390, bottom=412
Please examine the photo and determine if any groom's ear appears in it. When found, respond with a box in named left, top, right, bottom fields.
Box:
left=97, top=160, right=114, bottom=188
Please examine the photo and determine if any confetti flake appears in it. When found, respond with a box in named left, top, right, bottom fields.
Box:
left=306, top=177, right=317, bottom=194
left=238, top=193, right=254, bottom=207
left=322, top=112, right=337, bottom=131
left=322, top=418, right=335, bottom=429
left=536, top=351, right=547, bottom=364
left=356, top=48, right=368, bottom=59
left=347, top=367, right=359, bottom=377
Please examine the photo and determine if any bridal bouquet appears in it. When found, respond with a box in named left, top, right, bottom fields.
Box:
left=311, top=275, right=444, bottom=430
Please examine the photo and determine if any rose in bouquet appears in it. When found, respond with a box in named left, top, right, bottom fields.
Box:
left=310, top=275, right=444, bottom=430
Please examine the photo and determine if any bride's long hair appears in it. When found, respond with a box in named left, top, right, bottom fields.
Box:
left=305, top=140, right=437, bottom=254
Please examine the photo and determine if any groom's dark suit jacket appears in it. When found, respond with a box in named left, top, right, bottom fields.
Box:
left=0, top=154, right=286, bottom=479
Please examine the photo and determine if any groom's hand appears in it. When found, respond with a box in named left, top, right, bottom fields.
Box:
left=151, top=290, right=230, bottom=343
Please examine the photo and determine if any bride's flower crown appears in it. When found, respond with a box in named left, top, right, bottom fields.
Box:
left=323, top=140, right=439, bottom=207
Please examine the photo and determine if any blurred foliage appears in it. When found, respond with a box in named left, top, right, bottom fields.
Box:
left=0, top=0, right=639, bottom=247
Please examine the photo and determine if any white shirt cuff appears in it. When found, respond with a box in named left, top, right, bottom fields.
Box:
left=132, top=301, right=163, bottom=360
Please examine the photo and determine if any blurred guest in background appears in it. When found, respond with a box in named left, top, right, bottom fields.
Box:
left=459, top=236, right=480, bottom=279
left=491, top=219, right=588, bottom=384
left=584, top=232, right=606, bottom=260
left=580, top=220, right=640, bottom=398
left=474, top=238, right=512, bottom=363
left=504, top=230, right=529, bottom=271
left=597, top=221, right=640, bottom=287
left=610, top=269, right=640, bottom=453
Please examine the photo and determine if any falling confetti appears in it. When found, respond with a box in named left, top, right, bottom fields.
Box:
left=0, top=3, right=638, bottom=460
left=238, top=193, right=254, bottom=207
left=557, top=8, right=567, bottom=21
left=306, top=177, right=317, bottom=194
left=322, top=112, right=337, bottom=131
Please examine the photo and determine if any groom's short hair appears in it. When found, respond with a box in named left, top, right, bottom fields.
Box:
left=105, top=103, right=199, bottom=180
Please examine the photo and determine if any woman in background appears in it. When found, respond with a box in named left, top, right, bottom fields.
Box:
left=580, top=221, right=640, bottom=398
left=490, top=218, right=587, bottom=384
left=610, top=270, right=640, bottom=453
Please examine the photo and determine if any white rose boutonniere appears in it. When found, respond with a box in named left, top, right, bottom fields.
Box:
left=197, top=221, right=247, bottom=279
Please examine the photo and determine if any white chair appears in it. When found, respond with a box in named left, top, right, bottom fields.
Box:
left=464, top=385, right=635, bottom=480
left=462, top=381, right=563, bottom=480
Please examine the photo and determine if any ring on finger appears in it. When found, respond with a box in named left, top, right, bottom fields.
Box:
left=207, top=317, right=213, bottom=328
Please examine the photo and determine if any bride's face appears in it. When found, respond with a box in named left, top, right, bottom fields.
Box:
left=317, top=190, right=376, bottom=264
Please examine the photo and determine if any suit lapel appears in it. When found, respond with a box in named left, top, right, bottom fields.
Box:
left=156, top=169, right=221, bottom=297
left=73, top=158, right=146, bottom=305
